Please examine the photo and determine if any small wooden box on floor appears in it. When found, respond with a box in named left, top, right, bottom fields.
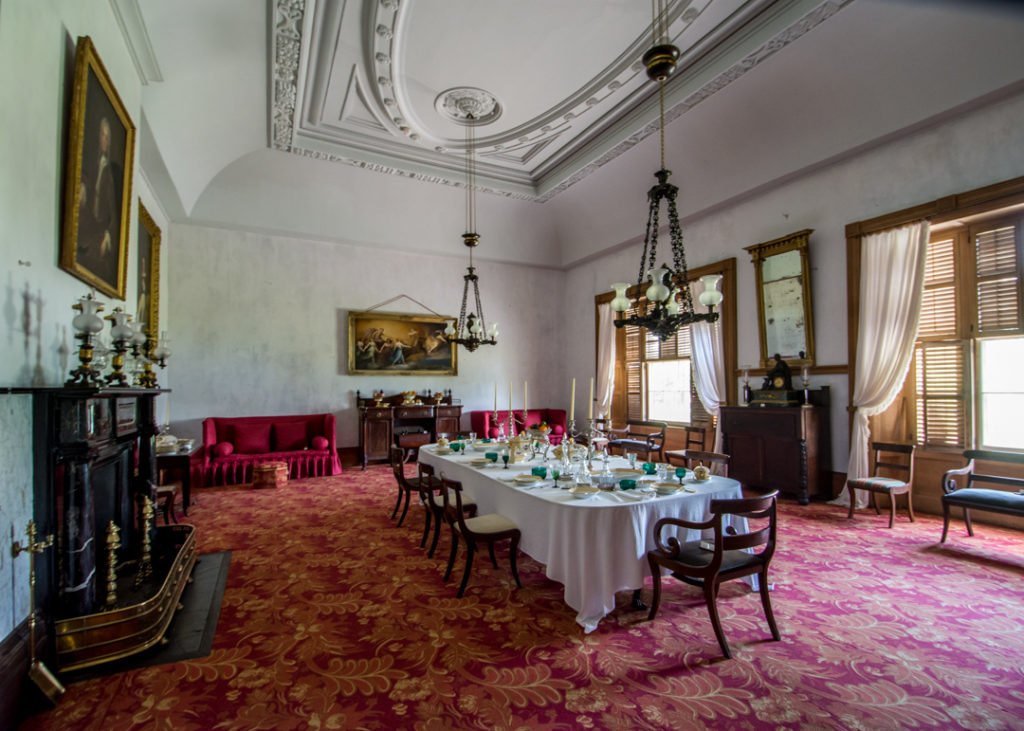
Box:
left=253, top=461, right=288, bottom=489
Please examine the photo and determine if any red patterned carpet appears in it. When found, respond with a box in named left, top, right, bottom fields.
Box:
left=21, top=467, right=1024, bottom=730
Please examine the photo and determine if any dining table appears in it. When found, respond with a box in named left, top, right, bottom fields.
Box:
left=418, top=443, right=753, bottom=633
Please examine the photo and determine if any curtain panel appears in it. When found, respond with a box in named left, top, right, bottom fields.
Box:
left=836, top=221, right=929, bottom=507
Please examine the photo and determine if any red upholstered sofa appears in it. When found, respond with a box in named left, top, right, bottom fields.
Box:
left=201, top=414, right=342, bottom=486
left=469, top=409, right=567, bottom=445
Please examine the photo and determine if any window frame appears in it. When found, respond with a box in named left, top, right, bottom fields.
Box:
left=594, top=257, right=737, bottom=429
left=846, top=176, right=1024, bottom=455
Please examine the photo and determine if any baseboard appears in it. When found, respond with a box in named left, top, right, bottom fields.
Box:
left=0, top=615, right=53, bottom=729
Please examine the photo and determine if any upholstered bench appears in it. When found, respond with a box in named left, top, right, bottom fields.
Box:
left=201, top=414, right=342, bottom=486
left=941, top=449, right=1024, bottom=542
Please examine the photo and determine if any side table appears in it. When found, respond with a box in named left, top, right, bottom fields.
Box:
left=157, top=444, right=202, bottom=515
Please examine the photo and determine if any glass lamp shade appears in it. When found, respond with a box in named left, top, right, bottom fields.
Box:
left=609, top=283, right=631, bottom=312
left=109, top=312, right=133, bottom=342
left=129, top=321, right=147, bottom=347
left=152, top=331, right=171, bottom=361
left=467, top=313, right=483, bottom=335
left=487, top=322, right=499, bottom=339
left=646, top=268, right=671, bottom=303
left=665, top=289, right=681, bottom=316
left=444, top=320, right=456, bottom=337
left=152, top=340, right=171, bottom=361
left=72, top=296, right=105, bottom=334
left=698, top=274, right=724, bottom=308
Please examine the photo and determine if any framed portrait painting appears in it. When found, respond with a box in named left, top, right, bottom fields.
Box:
left=59, top=36, right=136, bottom=300
left=348, top=311, right=457, bottom=376
left=136, top=202, right=160, bottom=348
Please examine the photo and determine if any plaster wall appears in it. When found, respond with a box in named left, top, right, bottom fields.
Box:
left=559, top=88, right=1024, bottom=474
left=165, top=224, right=564, bottom=448
left=0, top=0, right=168, bottom=639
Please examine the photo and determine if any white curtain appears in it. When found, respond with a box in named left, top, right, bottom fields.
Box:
left=834, top=221, right=929, bottom=507
left=690, top=278, right=727, bottom=457
left=595, top=303, right=615, bottom=419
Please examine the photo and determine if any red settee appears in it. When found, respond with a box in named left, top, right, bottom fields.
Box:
left=469, top=409, right=567, bottom=444
left=201, top=413, right=342, bottom=486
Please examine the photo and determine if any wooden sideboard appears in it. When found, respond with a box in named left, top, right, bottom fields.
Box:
left=720, top=391, right=831, bottom=504
left=357, top=391, right=462, bottom=469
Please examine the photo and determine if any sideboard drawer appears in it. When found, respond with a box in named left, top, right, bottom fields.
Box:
left=396, top=407, right=433, bottom=419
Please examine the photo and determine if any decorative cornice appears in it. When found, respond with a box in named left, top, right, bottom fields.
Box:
left=533, top=0, right=854, bottom=202
left=110, top=0, right=164, bottom=85
left=271, top=0, right=855, bottom=202
left=271, top=0, right=304, bottom=152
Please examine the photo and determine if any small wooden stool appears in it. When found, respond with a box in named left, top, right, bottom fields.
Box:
left=155, top=483, right=180, bottom=524
left=253, top=461, right=288, bottom=489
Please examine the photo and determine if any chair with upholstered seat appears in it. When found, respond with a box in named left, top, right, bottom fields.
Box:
left=441, top=476, right=522, bottom=598
left=666, top=449, right=730, bottom=477
left=417, top=462, right=476, bottom=557
left=647, top=491, right=780, bottom=659
left=607, top=419, right=667, bottom=462
left=846, top=442, right=915, bottom=528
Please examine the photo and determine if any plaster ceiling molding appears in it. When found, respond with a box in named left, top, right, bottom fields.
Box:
left=533, top=0, right=855, bottom=203
left=271, top=0, right=305, bottom=152
left=110, top=0, right=164, bottom=85
left=273, top=0, right=856, bottom=201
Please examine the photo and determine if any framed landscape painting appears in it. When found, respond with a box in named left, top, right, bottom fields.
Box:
left=136, top=201, right=160, bottom=348
left=348, top=311, right=457, bottom=375
left=59, top=36, right=136, bottom=299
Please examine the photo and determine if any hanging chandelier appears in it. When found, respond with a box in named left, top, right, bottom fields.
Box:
left=444, top=93, right=498, bottom=352
left=609, top=0, right=722, bottom=342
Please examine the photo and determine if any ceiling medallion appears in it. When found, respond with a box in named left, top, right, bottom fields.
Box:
left=436, top=87, right=502, bottom=126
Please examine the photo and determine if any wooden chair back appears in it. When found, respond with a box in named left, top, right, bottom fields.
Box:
left=682, top=449, right=730, bottom=477
left=870, top=442, right=915, bottom=485
left=684, top=424, right=707, bottom=451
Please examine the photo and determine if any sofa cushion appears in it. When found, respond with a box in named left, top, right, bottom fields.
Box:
left=213, top=441, right=234, bottom=458
left=234, top=422, right=272, bottom=454
left=273, top=421, right=309, bottom=451
left=311, top=435, right=329, bottom=450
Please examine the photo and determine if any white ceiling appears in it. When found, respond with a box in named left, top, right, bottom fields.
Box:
left=127, top=0, right=1024, bottom=266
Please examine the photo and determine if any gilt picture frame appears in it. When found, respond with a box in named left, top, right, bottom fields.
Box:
left=348, top=311, right=457, bottom=375
left=59, top=36, right=136, bottom=300
left=136, top=202, right=160, bottom=349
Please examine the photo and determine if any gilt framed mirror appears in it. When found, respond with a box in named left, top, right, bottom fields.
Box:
left=745, top=229, right=815, bottom=368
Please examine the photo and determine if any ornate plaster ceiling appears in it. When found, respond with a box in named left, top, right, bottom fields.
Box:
left=270, top=0, right=848, bottom=201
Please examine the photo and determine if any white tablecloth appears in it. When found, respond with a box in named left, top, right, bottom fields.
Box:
left=418, top=446, right=747, bottom=633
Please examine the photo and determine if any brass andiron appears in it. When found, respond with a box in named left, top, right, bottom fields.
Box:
left=12, top=520, right=65, bottom=704
left=134, top=496, right=154, bottom=587
left=106, top=521, right=121, bottom=607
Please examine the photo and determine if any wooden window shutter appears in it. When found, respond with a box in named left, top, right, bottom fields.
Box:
left=973, top=221, right=1022, bottom=335
left=919, top=235, right=958, bottom=339
left=624, top=301, right=643, bottom=420
left=915, top=341, right=966, bottom=448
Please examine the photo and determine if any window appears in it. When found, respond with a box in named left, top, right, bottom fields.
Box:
left=596, top=257, right=735, bottom=427
left=914, top=213, right=1024, bottom=450
left=621, top=297, right=707, bottom=425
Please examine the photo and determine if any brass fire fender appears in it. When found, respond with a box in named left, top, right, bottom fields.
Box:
left=55, top=524, right=197, bottom=671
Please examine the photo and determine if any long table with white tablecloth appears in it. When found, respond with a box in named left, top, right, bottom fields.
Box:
left=418, top=445, right=748, bottom=633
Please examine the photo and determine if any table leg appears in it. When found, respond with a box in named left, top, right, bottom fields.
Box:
left=181, top=465, right=191, bottom=516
